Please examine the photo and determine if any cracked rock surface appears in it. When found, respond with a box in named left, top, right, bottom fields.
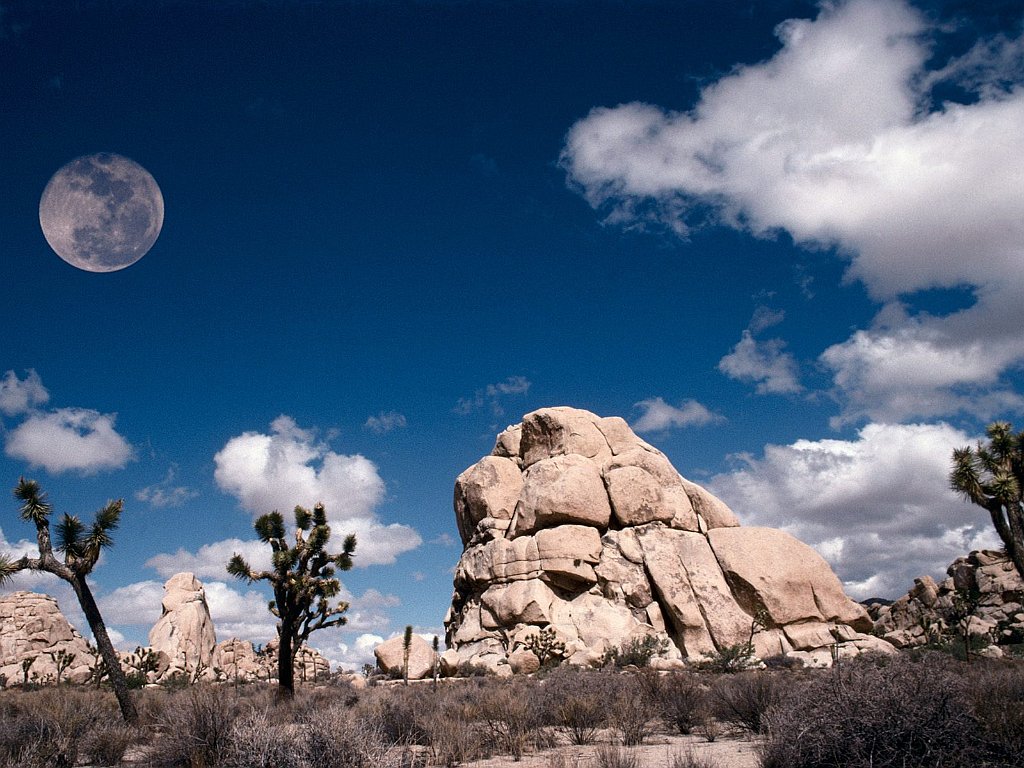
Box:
left=444, top=406, right=889, bottom=673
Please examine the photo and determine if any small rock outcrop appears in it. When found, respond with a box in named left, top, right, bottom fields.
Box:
left=148, top=572, right=217, bottom=677
left=871, top=550, right=1024, bottom=653
left=444, top=407, right=890, bottom=671
left=0, top=592, right=94, bottom=685
left=212, top=638, right=265, bottom=681
left=210, top=638, right=331, bottom=683
left=374, top=634, right=437, bottom=680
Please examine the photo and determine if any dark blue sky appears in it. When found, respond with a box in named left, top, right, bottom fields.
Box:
left=2, top=0, right=1022, bottom=667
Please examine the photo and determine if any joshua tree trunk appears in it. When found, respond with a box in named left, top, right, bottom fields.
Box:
left=70, top=573, right=138, bottom=724
left=278, top=618, right=296, bottom=700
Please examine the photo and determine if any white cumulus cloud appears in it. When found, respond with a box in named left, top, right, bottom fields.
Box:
left=561, top=0, right=1024, bottom=423
left=215, top=415, right=384, bottom=519
left=206, top=416, right=421, bottom=567
left=98, top=580, right=165, bottom=627
left=708, top=422, right=1000, bottom=599
left=145, top=538, right=270, bottom=580
left=631, top=397, right=722, bottom=433
left=5, top=408, right=134, bottom=475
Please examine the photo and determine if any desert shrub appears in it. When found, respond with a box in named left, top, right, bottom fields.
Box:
left=760, top=653, right=988, bottom=767
left=654, top=671, right=706, bottom=734
left=605, top=672, right=659, bottom=746
left=364, top=685, right=432, bottom=746
left=762, top=653, right=802, bottom=670
left=0, top=688, right=119, bottom=768
left=595, top=744, right=640, bottom=768
left=81, top=721, right=136, bottom=766
left=222, top=708, right=299, bottom=768
left=695, top=705, right=722, bottom=743
left=145, top=684, right=242, bottom=767
left=542, top=667, right=611, bottom=744
left=301, top=704, right=396, bottom=768
left=423, top=704, right=483, bottom=766
left=455, top=661, right=491, bottom=677
left=602, top=635, right=669, bottom=668
left=470, top=677, right=543, bottom=758
left=694, top=641, right=755, bottom=673
left=669, top=747, right=722, bottom=768
left=709, top=670, right=778, bottom=734
left=963, top=660, right=1024, bottom=761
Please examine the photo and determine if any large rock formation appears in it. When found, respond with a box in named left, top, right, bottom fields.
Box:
left=445, top=407, right=890, bottom=672
left=0, top=592, right=94, bottom=685
left=148, top=572, right=217, bottom=677
left=871, top=550, right=1024, bottom=653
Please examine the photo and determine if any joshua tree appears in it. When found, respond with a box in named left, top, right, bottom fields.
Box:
left=950, top=422, right=1024, bottom=581
left=432, top=635, right=440, bottom=684
left=524, top=626, right=566, bottom=669
left=46, top=648, right=77, bottom=685
left=0, top=479, right=138, bottom=723
left=227, top=502, right=355, bottom=700
left=20, top=656, right=34, bottom=689
left=402, top=625, right=413, bottom=685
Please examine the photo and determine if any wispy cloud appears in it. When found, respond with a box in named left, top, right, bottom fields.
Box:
left=135, top=465, right=198, bottom=508
left=631, top=397, right=722, bottom=433
left=561, top=0, right=1024, bottom=423
left=719, top=333, right=802, bottom=395
left=0, top=369, right=48, bottom=416
left=454, top=375, right=531, bottom=416
left=364, top=410, right=407, bottom=434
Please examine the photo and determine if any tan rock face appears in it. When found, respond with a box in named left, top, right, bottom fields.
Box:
left=445, top=407, right=881, bottom=671
left=455, top=456, right=523, bottom=543
left=0, top=592, right=93, bottom=685
left=374, top=634, right=437, bottom=680
left=148, top=572, right=217, bottom=676
left=708, top=527, right=872, bottom=631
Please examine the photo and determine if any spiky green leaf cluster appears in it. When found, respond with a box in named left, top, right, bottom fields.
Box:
left=227, top=502, right=357, bottom=672
left=951, top=421, right=1024, bottom=582
left=14, top=478, right=51, bottom=524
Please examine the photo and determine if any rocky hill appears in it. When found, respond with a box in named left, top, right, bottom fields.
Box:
left=443, top=406, right=891, bottom=674
left=871, top=549, right=1024, bottom=654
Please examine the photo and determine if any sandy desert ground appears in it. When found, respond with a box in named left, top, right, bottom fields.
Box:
left=459, top=732, right=760, bottom=768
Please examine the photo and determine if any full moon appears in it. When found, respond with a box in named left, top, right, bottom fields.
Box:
left=39, top=153, right=164, bottom=272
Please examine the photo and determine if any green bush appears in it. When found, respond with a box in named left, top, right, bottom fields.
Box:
left=602, top=635, right=669, bottom=668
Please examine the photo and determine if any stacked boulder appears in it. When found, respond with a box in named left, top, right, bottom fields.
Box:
left=444, top=407, right=891, bottom=673
left=0, top=592, right=94, bottom=685
left=872, top=550, right=1024, bottom=653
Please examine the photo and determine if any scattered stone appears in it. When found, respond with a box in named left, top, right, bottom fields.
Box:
left=871, top=549, right=1024, bottom=654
